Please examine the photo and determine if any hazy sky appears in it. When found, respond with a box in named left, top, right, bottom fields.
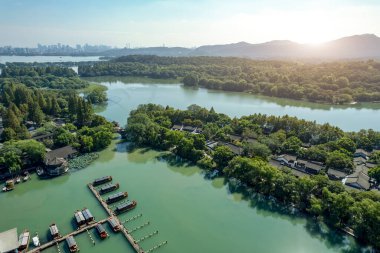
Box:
left=1, top=0, right=379, bottom=47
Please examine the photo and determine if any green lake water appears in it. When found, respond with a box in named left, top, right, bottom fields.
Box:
left=86, top=76, right=380, bottom=132
left=0, top=76, right=377, bottom=253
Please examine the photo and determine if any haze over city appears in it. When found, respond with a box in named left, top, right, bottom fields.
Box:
left=1, top=0, right=380, bottom=47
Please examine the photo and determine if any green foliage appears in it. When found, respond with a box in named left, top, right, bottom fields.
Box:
left=281, top=136, right=302, bottom=154
left=183, top=74, right=199, bottom=86
left=368, top=166, right=380, bottom=183
left=0, top=140, right=46, bottom=172
left=197, top=156, right=215, bottom=170
left=79, top=55, right=380, bottom=104
left=369, top=151, right=380, bottom=164
left=213, top=146, right=234, bottom=169
left=326, top=150, right=354, bottom=172
left=243, top=142, right=271, bottom=159
left=1, top=128, right=17, bottom=141
left=86, top=87, right=107, bottom=104
left=124, top=103, right=380, bottom=249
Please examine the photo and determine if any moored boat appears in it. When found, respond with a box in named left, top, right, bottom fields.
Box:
left=81, top=208, right=94, bottom=223
left=108, top=217, right=121, bottom=232
left=106, top=191, right=128, bottom=204
left=2, top=180, right=15, bottom=192
left=32, top=233, right=40, bottom=247
left=95, top=224, right=108, bottom=239
left=23, top=172, right=30, bottom=182
left=49, top=223, right=60, bottom=239
left=74, top=210, right=86, bottom=227
left=18, top=230, right=30, bottom=251
left=66, top=236, right=78, bottom=252
left=15, top=176, right=21, bottom=184
left=114, top=200, right=137, bottom=214
left=92, top=176, right=112, bottom=186
left=99, top=183, right=119, bottom=195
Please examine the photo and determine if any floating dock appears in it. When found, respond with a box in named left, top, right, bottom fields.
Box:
left=27, top=181, right=160, bottom=253
left=87, top=183, right=144, bottom=253
left=27, top=218, right=108, bottom=253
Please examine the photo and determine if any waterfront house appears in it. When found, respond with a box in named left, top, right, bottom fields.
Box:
left=182, top=125, right=197, bottom=133
left=353, top=157, right=367, bottom=165
left=44, top=146, right=77, bottom=176
left=296, top=160, right=324, bottom=175
left=0, top=228, right=18, bottom=253
left=327, top=169, right=348, bottom=180
left=353, top=149, right=370, bottom=160
left=206, top=140, right=218, bottom=151
left=227, top=134, right=242, bottom=142
left=171, top=125, right=183, bottom=131
left=345, top=172, right=371, bottom=190
left=46, top=146, right=77, bottom=160
left=220, top=142, right=242, bottom=155
left=276, top=154, right=297, bottom=168
left=32, top=133, right=54, bottom=143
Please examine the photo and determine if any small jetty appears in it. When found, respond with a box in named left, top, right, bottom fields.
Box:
left=26, top=176, right=166, bottom=253
left=92, top=176, right=112, bottom=186
left=99, top=183, right=119, bottom=195
left=106, top=191, right=128, bottom=204
left=27, top=218, right=109, bottom=253
left=88, top=183, right=144, bottom=253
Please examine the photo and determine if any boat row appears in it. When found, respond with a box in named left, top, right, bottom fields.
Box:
left=74, top=208, right=95, bottom=227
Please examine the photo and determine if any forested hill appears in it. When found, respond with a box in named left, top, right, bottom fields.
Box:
left=102, top=34, right=380, bottom=60
left=78, top=55, right=380, bottom=104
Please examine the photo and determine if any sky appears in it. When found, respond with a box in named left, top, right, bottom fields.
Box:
left=0, top=0, right=380, bottom=48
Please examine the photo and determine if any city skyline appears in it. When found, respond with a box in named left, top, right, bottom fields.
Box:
left=1, top=0, right=380, bottom=47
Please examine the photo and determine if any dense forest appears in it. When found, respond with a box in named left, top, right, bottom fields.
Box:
left=78, top=55, right=380, bottom=104
left=1, top=64, right=88, bottom=89
left=125, top=103, right=380, bottom=248
left=0, top=66, right=112, bottom=174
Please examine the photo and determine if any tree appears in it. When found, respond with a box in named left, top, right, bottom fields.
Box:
left=0, top=146, right=22, bottom=174
left=213, top=146, right=234, bottom=169
left=183, top=74, right=199, bottom=86
left=54, top=129, right=75, bottom=147
left=243, top=142, right=271, bottom=160
left=86, top=88, right=107, bottom=104
left=1, top=128, right=17, bottom=141
left=3, top=108, right=20, bottom=129
left=326, top=150, right=354, bottom=172
left=79, top=135, right=94, bottom=152
left=336, top=137, right=357, bottom=153
left=368, top=166, right=380, bottom=184
left=28, top=102, right=44, bottom=125
left=282, top=136, right=302, bottom=154
left=13, top=140, right=46, bottom=164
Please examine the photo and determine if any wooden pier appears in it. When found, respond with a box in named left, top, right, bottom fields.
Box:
left=87, top=183, right=144, bottom=253
left=27, top=218, right=108, bottom=253
left=26, top=183, right=151, bottom=253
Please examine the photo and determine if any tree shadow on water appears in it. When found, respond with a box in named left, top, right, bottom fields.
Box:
left=225, top=179, right=373, bottom=252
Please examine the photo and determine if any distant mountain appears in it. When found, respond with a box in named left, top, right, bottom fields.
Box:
left=102, top=34, right=380, bottom=60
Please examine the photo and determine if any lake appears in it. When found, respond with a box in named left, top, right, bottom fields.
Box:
left=88, top=76, right=380, bottom=131
left=0, top=77, right=376, bottom=253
